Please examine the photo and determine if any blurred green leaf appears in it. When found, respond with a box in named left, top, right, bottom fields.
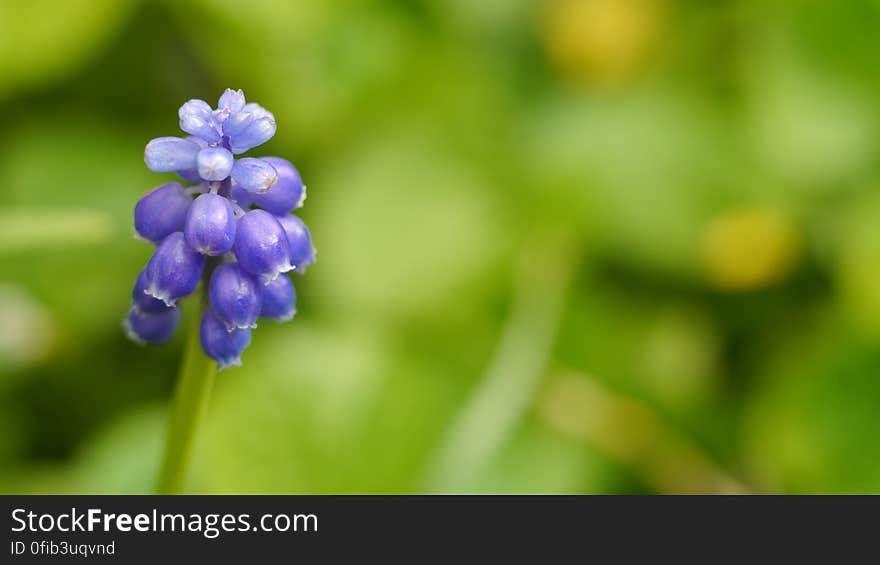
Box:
left=744, top=325, right=880, bottom=493
left=71, top=404, right=164, bottom=493
left=0, top=116, right=157, bottom=345
left=744, top=36, right=877, bottom=189
left=198, top=319, right=464, bottom=493
left=0, top=0, right=136, bottom=98
left=831, top=191, right=880, bottom=336
left=309, top=131, right=509, bottom=319
left=0, top=208, right=113, bottom=251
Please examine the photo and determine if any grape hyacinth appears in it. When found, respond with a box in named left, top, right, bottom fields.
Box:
left=125, top=89, right=315, bottom=369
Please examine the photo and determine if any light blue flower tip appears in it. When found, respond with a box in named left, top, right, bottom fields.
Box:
left=218, top=89, right=246, bottom=113
left=232, top=158, right=278, bottom=192
left=144, top=137, right=200, bottom=172
left=196, top=146, right=234, bottom=181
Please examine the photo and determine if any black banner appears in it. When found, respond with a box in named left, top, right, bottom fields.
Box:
left=1, top=496, right=875, bottom=561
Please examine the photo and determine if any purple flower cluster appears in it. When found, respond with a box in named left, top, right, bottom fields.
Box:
left=125, top=89, right=315, bottom=369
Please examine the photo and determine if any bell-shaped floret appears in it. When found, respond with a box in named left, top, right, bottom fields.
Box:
left=233, top=210, right=293, bottom=283
left=124, top=306, right=181, bottom=345
left=134, top=182, right=191, bottom=244
left=249, top=157, right=305, bottom=214
left=275, top=214, right=316, bottom=274
left=259, top=274, right=296, bottom=321
left=200, top=308, right=252, bottom=369
left=184, top=193, right=237, bottom=256
left=209, top=263, right=263, bottom=332
left=143, top=232, right=205, bottom=306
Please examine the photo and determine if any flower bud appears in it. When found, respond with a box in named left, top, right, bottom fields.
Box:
left=184, top=193, right=237, bottom=256
left=222, top=111, right=254, bottom=139
left=176, top=137, right=209, bottom=182
left=276, top=214, right=316, bottom=273
left=132, top=269, right=172, bottom=314
left=134, top=182, right=191, bottom=243
left=218, top=88, right=246, bottom=113
left=143, top=232, right=205, bottom=306
left=179, top=99, right=220, bottom=144
left=197, top=147, right=234, bottom=181
left=232, top=158, right=278, bottom=192
left=233, top=210, right=293, bottom=283
left=144, top=137, right=201, bottom=172
left=200, top=308, right=251, bottom=369
left=229, top=117, right=276, bottom=154
left=249, top=157, right=305, bottom=214
left=209, top=263, right=263, bottom=331
left=124, top=306, right=181, bottom=345
left=260, top=274, right=296, bottom=321
left=242, top=102, right=274, bottom=121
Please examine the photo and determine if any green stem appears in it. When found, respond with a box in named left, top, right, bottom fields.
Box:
left=155, top=288, right=215, bottom=494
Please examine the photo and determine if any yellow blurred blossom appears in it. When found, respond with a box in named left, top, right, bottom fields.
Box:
left=541, top=0, right=667, bottom=88
left=700, top=208, right=801, bottom=291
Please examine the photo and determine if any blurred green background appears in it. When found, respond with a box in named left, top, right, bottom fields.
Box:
left=1, top=0, right=879, bottom=494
